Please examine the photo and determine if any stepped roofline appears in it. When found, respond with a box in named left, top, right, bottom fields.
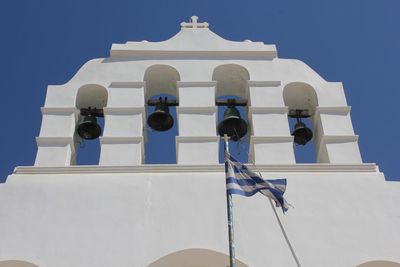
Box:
left=110, top=16, right=277, bottom=59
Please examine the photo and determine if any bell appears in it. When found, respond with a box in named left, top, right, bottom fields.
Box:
left=218, top=106, right=248, bottom=141
left=77, top=114, right=101, bottom=140
left=147, top=102, right=174, bottom=131
left=292, top=121, right=313, bottom=145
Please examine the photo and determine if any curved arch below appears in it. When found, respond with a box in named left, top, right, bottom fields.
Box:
left=283, top=82, right=318, bottom=115
left=0, top=261, right=39, bottom=267
left=144, top=64, right=180, bottom=100
left=357, top=260, right=400, bottom=267
left=213, top=64, right=250, bottom=99
left=76, top=84, right=108, bottom=109
left=148, top=248, right=249, bottom=267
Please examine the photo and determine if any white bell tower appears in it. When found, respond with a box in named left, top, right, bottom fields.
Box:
left=0, top=16, right=399, bottom=267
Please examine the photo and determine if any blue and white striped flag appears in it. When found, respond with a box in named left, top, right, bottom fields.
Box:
left=225, top=151, right=289, bottom=212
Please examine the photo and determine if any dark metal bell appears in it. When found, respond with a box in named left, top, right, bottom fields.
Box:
left=147, top=102, right=174, bottom=131
left=77, top=115, right=102, bottom=140
left=292, top=121, right=313, bottom=145
left=218, top=106, right=248, bottom=141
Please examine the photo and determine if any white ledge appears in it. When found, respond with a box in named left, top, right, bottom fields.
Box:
left=103, top=107, right=145, bottom=114
left=321, top=135, right=359, bottom=143
left=315, top=106, right=352, bottom=115
left=13, top=163, right=379, bottom=175
left=248, top=81, right=281, bottom=87
left=176, top=136, right=220, bottom=142
left=177, top=106, right=217, bottom=113
left=109, top=51, right=277, bottom=60
left=36, top=137, right=74, bottom=146
left=41, top=107, right=78, bottom=114
left=100, top=136, right=144, bottom=144
left=249, top=106, right=289, bottom=113
left=251, top=136, right=294, bottom=143
left=109, top=81, right=145, bottom=88
left=177, top=81, right=217, bottom=87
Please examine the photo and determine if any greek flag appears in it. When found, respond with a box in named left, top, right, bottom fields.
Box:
left=225, top=151, right=289, bottom=212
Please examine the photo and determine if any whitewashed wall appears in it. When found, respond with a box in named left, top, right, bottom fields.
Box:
left=1, top=169, right=399, bottom=267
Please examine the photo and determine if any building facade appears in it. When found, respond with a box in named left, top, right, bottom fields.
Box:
left=0, top=16, right=399, bottom=267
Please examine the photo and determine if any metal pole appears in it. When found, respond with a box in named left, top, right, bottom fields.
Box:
left=224, top=134, right=236, bottom=267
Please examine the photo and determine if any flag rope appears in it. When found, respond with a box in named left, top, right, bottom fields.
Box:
left=268, top=198, right=302, bottom=267
left=228, top=139, right=301, bottom=267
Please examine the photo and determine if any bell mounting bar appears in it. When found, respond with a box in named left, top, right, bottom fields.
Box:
left=147, top=97, right=179, bottom=107
left=216, top=98, right=247, bottom=107
left=80, top=107, right=104, bottom=117
left=288, top=109, right=311, bottom=118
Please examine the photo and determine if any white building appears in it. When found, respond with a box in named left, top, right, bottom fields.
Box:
left=0, top=16, right=399, bottom=267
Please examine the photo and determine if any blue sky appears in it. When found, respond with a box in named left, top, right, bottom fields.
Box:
left=1, top=0, right=399, bottom=181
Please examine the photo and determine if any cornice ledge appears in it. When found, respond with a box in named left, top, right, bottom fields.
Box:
left=13, top=163, right=379, bottom=175
left=249, top=106, right=289, bottom=113
left=315, top=106, right=351, bottom=115
left=100, top=136, right=144, bottom=144
left=176, top=136, right=220, bottom=142
left=109, top=50, right=277, bottom=60
left=109, top=81, right=145, bottom=88
left=321, top=135, right=359, bottom=143
left=251, top=136, right=294, bottom=143
left=41, top=107, right=78, bottom=114
left=177, top=106, right=217, bottom=113
left=36, top=136, right=74, bottom=145
left=248, top=81, right=281, bottom=87
left=177, top=81, right=217, bottom=87
left=103, top=107, right=145, bottom=114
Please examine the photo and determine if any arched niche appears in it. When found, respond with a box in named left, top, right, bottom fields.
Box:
left=283, top=82, right=318, bottom=115
left=74, top=84, right=108, bottom=165
left=283, top=82, right=318, bottom=163
left=76, top=84, right=108, bottom=109
left=144, top=65, right=180, bottom=164
left=213, top=65, right=250, bottom=163
left=0, top=261, right=39, bottom=267
left=148, top=248, right=249, bottom=267
left=213, top=64, right=250, bottom=100
left=357, top=261, right=400, bottom=267
left=144, top=65, right=180, bottom=100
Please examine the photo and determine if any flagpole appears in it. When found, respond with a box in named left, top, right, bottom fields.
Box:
left=224, top=134, right=237, bottom=267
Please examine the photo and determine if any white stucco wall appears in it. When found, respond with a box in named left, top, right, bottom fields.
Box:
left=0, top=168, right=399, bottom=267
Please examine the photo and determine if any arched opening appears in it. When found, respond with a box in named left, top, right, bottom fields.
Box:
left=213, top=64, right=250, bottom=99
left=144, top=65, right=180, bottom=164
left=148, top=248, right=249, bottom=267
left=75, top=84, right=108, bottom=165
left=213, top=64, right=250, bottom=163
left=0, top=260, right=39, bottom=267
left=283, top=82, right=318, bottom=163
left=144, top=65, right=180, bottom=100
left=357, top=261, right=400, bottom=267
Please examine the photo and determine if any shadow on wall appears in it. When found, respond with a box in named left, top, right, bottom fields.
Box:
left=0, top=261, right=39, bottom=267
left=147, top=248, right=249, bottom=267
left=357, top=261, right=400, bottom=267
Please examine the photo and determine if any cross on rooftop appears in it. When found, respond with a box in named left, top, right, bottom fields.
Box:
left=180, top=16, right=209, bottom=29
